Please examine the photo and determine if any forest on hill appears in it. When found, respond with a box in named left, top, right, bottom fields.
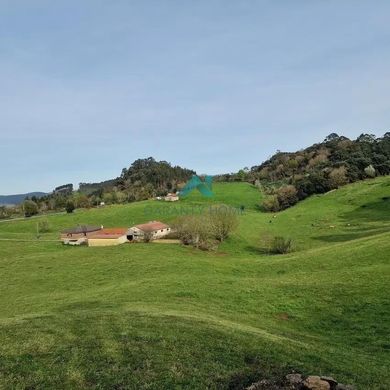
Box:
left=0, top=158, right=195, bottom=219
left=2, top=133, right=389, bottom=219
left=216, top=132, right=390, bottom=211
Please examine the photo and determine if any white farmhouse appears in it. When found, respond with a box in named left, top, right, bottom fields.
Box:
left=127, top=221, right=170, bottom=241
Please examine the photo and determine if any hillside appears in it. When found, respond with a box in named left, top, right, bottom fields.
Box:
left=216, top=133, right=390, bottom=213
left=0, top=192, right=47, bottom=206
left=0, top=177, right=389, bottom=389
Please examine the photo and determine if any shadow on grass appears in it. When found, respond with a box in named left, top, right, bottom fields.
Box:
left=0, top=311, right=289, bottom=389
left=244, top=245, right=271, bottom=255
left=314, top=198, right=390, bottom=244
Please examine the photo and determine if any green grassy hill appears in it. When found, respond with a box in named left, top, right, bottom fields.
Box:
left=0, top=178, right=389, bottom=389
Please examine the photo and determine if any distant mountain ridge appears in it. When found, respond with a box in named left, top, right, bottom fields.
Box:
left=0, top=192, right=47, bottom=206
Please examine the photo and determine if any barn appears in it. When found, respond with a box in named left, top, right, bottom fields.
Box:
left=87, top=228, right=128, bottom=247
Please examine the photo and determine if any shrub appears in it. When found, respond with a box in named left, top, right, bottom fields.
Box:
left=38, top=219, right=50, bottom=233
left=269, top=236, right=293, bottom=254
left=143, top=231, right=153, bottom=243
left=65, top=200, right=75, bottom=214
left=174, top=215, right=212, bottom=248
left=262, top=195, right=280, bottom=212
left=23, top=200, right=38, bottom=217
left=198, top=239, right=219, bottom=251
left=276, top=185, right=298, bottom=209
left=0, top=206, right=11, bottom=220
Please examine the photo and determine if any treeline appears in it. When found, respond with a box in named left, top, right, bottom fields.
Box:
left=3, top=158, right=195, bottom=218
left=218, top=132, right=390, bottom=211
left=117, top=157, right=195, bottom=199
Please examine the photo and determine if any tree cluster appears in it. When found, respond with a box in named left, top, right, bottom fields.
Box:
left=174, top=206, right=239, bottom=250
left=255, top=133, right=390, bottom=211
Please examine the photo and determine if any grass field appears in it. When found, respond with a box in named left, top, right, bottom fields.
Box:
left=0, top=178, right=389, bottom=389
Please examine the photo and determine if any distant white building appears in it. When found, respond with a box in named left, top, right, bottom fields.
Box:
left=164, top=193, right=179, bottom=202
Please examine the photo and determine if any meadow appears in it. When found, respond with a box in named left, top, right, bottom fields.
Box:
left=0, top=178, right=389, bottom=389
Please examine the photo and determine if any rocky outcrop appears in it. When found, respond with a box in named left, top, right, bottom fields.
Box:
left=245, top=373, right=355, bottom=390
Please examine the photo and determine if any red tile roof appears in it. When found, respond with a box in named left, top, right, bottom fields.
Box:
left=134, top=221, right=169, bottom=232
left=88, top=228, right=127, bottom=239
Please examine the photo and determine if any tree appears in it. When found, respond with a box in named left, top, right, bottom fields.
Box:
left=114, top=191, right=127, bottom=204
left=23, top=200, right=38, bottom=217
left=65, top=200, right=75, bottom=213
left=74, top=194, right=91, bottom=208
left=0, top=206, right=11, bottom=219
left=324, top=133, right=340, bottom=142
left=174, top=215, right=213, bottom=248
left=357, top=133, right=376, bottom=143
left=276, top=185, right=298, bottom=209
left=209, top=205, right=239, bottom=242
left=103, top=192, right=114, bottom=204
left=328, top=166, right=348, bottom=189
left=364, top=164, right=376, bottom=178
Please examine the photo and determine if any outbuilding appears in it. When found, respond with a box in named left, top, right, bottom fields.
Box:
left=127, top=221, right=170, bottom=241
left=87, top=228, right=128, bottom=247
left=61, top=225, right=102, bottom=245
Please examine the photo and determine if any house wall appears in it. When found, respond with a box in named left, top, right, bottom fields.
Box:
left=88, top=235, right=127, bottom=247
left=127, top=227, right=171, bottom=241
left=153, top=228, right=170, bottom=238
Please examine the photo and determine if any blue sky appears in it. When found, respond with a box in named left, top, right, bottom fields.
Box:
left=1, top=1, right=390, bottom=194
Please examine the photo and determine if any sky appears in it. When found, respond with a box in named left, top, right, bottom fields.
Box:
left=1, top=1, right=390, bottom=194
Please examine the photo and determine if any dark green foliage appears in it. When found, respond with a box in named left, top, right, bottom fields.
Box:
left=250, top=133, right=390, bottom=207
left=23, top=200, right=38, bottom=217
left=117, top=157, right=195, bottom=199
left=65, top=200, right=75, bottom=213
left=53, top=183, right=73, bottom=195
left=78, top=179, right=116, bottom=195
left=25, top=158, right=195, bottom=213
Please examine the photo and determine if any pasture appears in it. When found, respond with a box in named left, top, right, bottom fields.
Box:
left=0, top=178, right=389, bottom=389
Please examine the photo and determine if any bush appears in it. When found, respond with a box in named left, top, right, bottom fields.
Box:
left=143, top=231, right=153, bottom=243
left=174, top=215, right=212, bottom=248
left=0, top=206, right=11, bottom=220
left=23, top=200, right=38, bottom=217
left=198, top=239, right=219, bottom=251
left=269, top=236, right=292, bottom=254
left=276, top=185, right=298, bottom=209
left=38, top=219, right=50, bottom=233
left=262, top=195, right=280, bottom=212
left=65, top=200, right=75, bottom=214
